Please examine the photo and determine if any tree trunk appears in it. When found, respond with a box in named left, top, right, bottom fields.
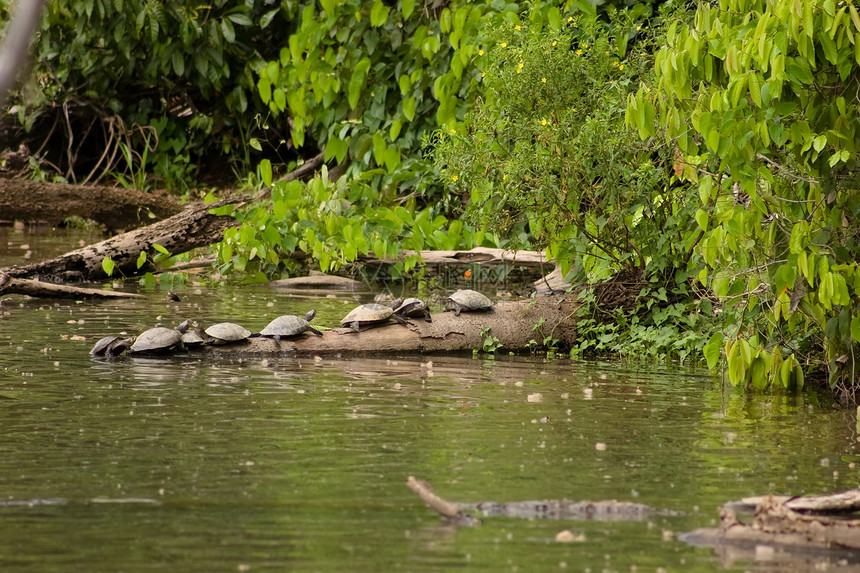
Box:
left=1, top=199, right=239, bottom=282
left=0, top=179, right=183, bottom=232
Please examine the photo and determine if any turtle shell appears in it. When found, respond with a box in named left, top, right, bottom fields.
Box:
left=181, top=321, right=207, bottom=345
left=341, top=303, right=394, bottom=326
left=445, top=289, right=493, bottom=315
left=205, top=322, right=252, bottom=343
left=259, top=309, right=321, bottom=338
left=393, top=297, right=432, bottom=322
left=129, top=326, right=183, bottom=353
left=392, top=297, right=427, bottom=316
left=90, top=335, right=133, bottom=357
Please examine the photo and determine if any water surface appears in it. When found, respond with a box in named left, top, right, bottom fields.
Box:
left=1, top=227, right=858, bottom=572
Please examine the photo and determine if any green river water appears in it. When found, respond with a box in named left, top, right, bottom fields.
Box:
left=2, top=226, right=860, bottom=572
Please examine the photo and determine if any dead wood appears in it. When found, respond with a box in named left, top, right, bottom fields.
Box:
left=0, top=179, right=183, bottom=232
left=407, top=477, right=462, bottom=519
left=681, top=488, right=860, bottom=555
left=1, top=199, right=239, bottom=282
left=0, top=271, right=145, bottom=299
left=190, top=296, right=578, bottom=357
left=362, top=247, right=551, bottom=270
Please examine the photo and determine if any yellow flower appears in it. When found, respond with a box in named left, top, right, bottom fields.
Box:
left=582, top=42, right=588, bottom=49
left=567, top=16, right=573, bottom=22
left=516, top=61, right=523, bottom=73
left=541, top=119, right=548, bottom=126
left=514, top=25, right=521, bottom=30
left=478, top=48, right=484, bottom=56
left=541, top=77, right=547, bottom=83
left=451, top=175, right=459, bottom=182
left=576, top=49, right=582, bottom=56
left=619, top=64, right=625, bottom=70
left=503, top=174, right=507, bottom=181
left=636, top=25, right=641, bottom=31
left=551, top=40, right=557, bottom=47
left=449, top=128, right=456, bottom=134
left=500, top=42, right=507, bottom=48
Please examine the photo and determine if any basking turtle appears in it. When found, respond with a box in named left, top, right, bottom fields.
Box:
left=90, top=335, right=135, bottom=358
left=181, top=320, right=207, bottom=346
left=204, top=322, right=252, bottom=345
left=392, top=297, right=432, bottom=323
left=257, top=309, right=323, bottom=343
left=341, top=303, right=407, bottom=332
left=444, top=289, right=493, bottom=316
left=128, top=320, right=191, bottom=355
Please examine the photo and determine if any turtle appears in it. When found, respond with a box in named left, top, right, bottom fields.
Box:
left=391, top=297, right=432, bottom=323
left=341, top=303, right=407, bottom=332
left=181, top=320, right=207, bottom=346
left=204, top=322, right=252, bottom=345
left=90, top=335, right=135, bottom=358
left=444, top=289, right=494, bottom=316
left=128, top=320, right=191, bottom=355
left=257, top=309, right=323, bottom=343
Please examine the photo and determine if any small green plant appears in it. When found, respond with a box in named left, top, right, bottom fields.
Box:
left=480, top=327, right=503, bottom=353
left=531, top=316, right=560, bottom=353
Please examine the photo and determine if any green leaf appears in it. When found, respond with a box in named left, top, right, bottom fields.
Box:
left=402, top=0, right=415, bottom=19
left=102, top=257, right=116, bottom=277
left=547, top=6, right=561, bottom=31
left=703, top=333, right=723, bottom=370
left=220, top=18, right=235, bottom=43
left=694, top=208, right=709, bottom=231
left=227, top=13, right=253, bottom=26
left=171, top=51, right=185, bottom=76
left=152, top=243, right=170, bottom=255
left=370, top=0, right=390, bottom=27
left=136, top=251, right=147, bottom=269
left=402, top=96, right=416, bottom=121
left=259, top=158, right=273, bottom=186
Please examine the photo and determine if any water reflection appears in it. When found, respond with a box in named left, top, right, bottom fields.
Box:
left=1, top=228, right=860, bottom=570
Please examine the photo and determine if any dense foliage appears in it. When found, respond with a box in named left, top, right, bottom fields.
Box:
left=629, top=0, right=860, bottom=394
left=433, top=7, right=715, bottom=361
left=1, top=0, right=289, bottom=190
left=7, top=0, right=860, bottom=393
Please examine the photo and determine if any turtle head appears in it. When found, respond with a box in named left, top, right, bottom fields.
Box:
left=390, top=297, right=405, bottom=309
left=304, top=309, right=316, bottom=321
left=176, top=319, right=192, bottom=334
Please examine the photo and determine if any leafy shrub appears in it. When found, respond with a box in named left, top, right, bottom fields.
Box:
left=629, top=0, right=860, bottom=393
left=2, top=0, right=287, bottom=190
left=433, top=10, right=696, bottom=283
left=215, top=165, right=502, bottom=280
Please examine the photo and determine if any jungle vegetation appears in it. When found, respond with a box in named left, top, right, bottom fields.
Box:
left=2, top=0, right=860, bottom=396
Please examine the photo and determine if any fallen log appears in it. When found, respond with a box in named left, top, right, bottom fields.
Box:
left=1, top=199, right=239, bottom=282
left=188, top=295, right=578, bottom=356
left=361, top=247, right=551, bottom=270
left=680, top=488, right=860, bottom=555
left=0, top=272, right=145, bottom=299
left=0, top=179, right=183, bottom=232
